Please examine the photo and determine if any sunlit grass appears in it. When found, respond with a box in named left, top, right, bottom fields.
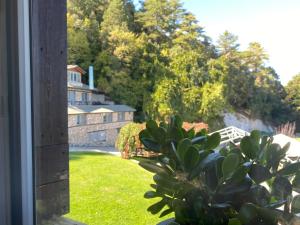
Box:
left=66, top=152, right=171, bottom=225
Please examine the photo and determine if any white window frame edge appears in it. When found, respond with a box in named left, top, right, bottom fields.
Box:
left=18, top=0, right=34, bottom=224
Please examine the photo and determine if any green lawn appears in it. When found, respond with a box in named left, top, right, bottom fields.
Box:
left=66, top=152, right=171, bottom=225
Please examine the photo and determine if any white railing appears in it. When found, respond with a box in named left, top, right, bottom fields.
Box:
left=210, top=126, right=249, bottom=145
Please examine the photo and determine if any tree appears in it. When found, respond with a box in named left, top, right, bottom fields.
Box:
left=217, top=31, right=240, bottom=55
left=100, top=0, right=133, bottom=37
left=146, top=78, right=182, bottom=120
left=199, top=82, right=227, bottom=121
left=137, top=0, right=183, bottom=45
left=67, top=13, right=92, bottom=69
left=286, top=74, right=300, bottom=111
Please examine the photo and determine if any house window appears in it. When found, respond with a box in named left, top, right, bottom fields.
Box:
left=118, top=112, right=125, bottom=121
left=103, top=113, right=112, bottom=123
left=68, top=91, right=76, bottom=104
left=88, top=130, right=106, bottom=142
left=76, top=114, right=86, bottom=125
left=82, top=92, right=88, bottom=103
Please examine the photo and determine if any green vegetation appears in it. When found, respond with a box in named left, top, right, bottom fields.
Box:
left=286, top=74, right=300, bottom=112
left=138, top=116, right=300, bottom=225
left=115, top=122, right=143, bottom=157
left=66, top=152, right=172, bottom=225
left=67, top=0, right=297, bottom=126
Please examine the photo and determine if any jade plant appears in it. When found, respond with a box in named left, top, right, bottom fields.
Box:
left=138, top=116, right=300, bottom=225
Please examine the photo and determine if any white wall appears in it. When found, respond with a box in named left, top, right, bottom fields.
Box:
left=224, top=112, right=274, bottom=133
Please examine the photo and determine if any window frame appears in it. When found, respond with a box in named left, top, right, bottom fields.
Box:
left=118, top=111, right=126, bottom=122
left=76, top=114, right=87, bottom=125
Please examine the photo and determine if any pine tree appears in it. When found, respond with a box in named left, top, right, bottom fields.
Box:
left=100, top=0, right=130, bottom=36
left=217, top=31, right=240, bottom=55
left=137, top=0, right=183, bottom=44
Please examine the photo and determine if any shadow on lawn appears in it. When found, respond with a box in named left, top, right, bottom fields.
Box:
left=69, top=152, right=113, bottom=161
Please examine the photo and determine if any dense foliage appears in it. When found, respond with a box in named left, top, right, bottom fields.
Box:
left=67, top=0, right=295, bottom=125
left=285, top=74, right=300, bottom=112
left=115, top=122, right=143, bottom=157
left=139, top=116, right=300, bottom=225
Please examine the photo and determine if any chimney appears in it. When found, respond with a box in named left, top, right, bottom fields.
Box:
left=89, top=66, right=94, bottom=90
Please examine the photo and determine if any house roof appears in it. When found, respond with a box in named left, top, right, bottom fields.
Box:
left=67, top=65, right=86, bottom=75
left=68, top=105, right=136, bottom=115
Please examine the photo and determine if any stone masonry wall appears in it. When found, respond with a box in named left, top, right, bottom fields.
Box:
left=68, top=112, right=134, bottom=147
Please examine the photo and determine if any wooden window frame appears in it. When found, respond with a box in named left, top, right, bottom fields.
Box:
left=1, top=0, right=69, bottom=224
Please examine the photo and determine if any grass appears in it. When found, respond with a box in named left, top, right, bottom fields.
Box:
left=66, top=152, right=172, bottom=225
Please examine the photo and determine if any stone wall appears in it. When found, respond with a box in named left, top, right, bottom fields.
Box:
left=68, top=112, right=134, bottom=147
left=91, top=92, right=105, bottom=103
left=223, top=112, right=274, bottom=133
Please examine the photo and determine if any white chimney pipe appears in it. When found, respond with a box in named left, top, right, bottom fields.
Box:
left=89, top=66, right=94, bottom=90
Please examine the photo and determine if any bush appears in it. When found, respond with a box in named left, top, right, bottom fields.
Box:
left=116, top=122, right=143, bottom=158
left=138, top=115, right=300, bottom=225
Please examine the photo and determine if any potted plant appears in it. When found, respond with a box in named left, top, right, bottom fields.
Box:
left=138, top=116, right=300, bottom=225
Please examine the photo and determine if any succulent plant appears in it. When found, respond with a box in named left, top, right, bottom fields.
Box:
left=139, top=116, right=300, bottom=225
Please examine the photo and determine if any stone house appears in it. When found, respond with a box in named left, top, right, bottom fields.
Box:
left=67, top=65, right=136, bottom=147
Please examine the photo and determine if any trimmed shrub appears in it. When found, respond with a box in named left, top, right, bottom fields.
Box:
left=116, top=122, right=143, bottom=159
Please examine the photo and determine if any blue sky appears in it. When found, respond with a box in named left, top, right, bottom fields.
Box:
left=135, top=0, right=300, bottom=84
left=182, top=0, right=300, bottom=84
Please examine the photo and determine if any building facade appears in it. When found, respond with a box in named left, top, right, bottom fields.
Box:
left=67, top=65, right=135, bottom=147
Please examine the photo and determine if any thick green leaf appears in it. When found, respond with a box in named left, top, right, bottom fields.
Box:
left=177, top=139, right=192, bottom=161
left=293, top=171, right=300, bottom=193
left=250, top=130, right=261, bottom=145
left=272, top=176, right=292, bottom=200
left=265, top=143, right=284, bottom=171
left=156, top=127, right=167, bottom=144
left=169, top=127, right=184, bottom=142
left=171, top=115, right=183, bottom=129
left=139, top=161, right=171, bottom=175
left=139, top=129, right=151, bottom=139
left=204, top=133, right=221, bottom=150
left=266, top=200, right=286, bottom=209
left=249, top=185, right=271, bottom=207
left=238, top=203, right=258, bottom=224
left=200, top=152, right=223, bottom=169
left=146, top=120, right=159, bottom=135
left=153, top=174, right=178, bottom=190
left=218, top=177, right=252, bottom=195
left=195, top=128, right=207, bottom=137
left=159, top=208, right=174, bottom=218
left=230, top=165, right=249, bottom=184
left=188, top=150, right=211, bottom=180
left=277, top=162, right=300, bottom=176
left=144, top=191, right=160, bottom=199
left=184, top=146, right=200, bottom=172
left=240, top=136, right=259, bottom=159
left=260, top=135, right=269, bottom=151
left=140, top=138, right=161, bottom=152
left=147, top=199, right=167, bottom=215
left=249, top=164, right=272, bottom=184
left=222, top=153, right=240, bottom=179
left=291, top=195, right=300, bottom=214
left=191, top=136, right=206, bottom=144
left=185, top=128, right=195, bottom=139
left=282, top=142, right=291, bottom=154
left=256, top=207, right=281, bottom=224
